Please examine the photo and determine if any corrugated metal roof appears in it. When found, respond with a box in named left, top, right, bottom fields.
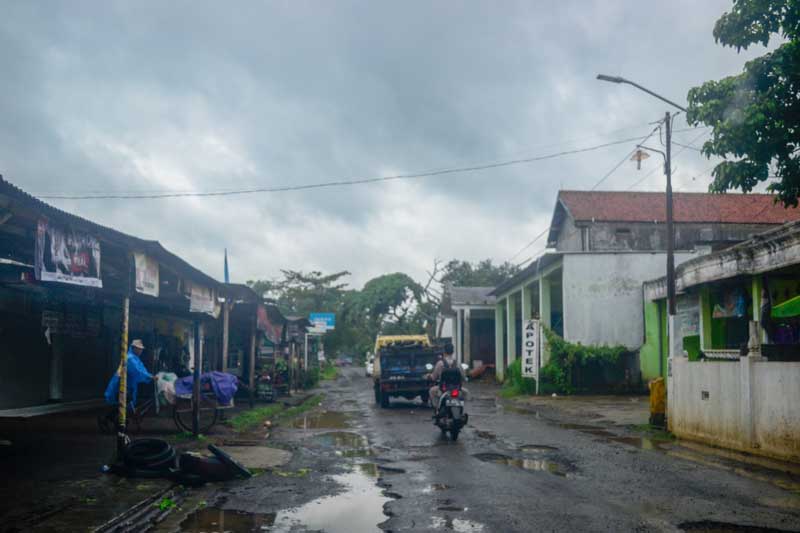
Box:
left=0, top=175, right=220, bottom=288
left=448, top=286, right=497, bottom=306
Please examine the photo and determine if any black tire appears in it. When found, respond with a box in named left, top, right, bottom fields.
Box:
left=450, top=428, right=460, bottom=441
left=374, top=385, right=381, bottom=406
left=173, top=399, right=218, bottom=434
left=124, top=438, right=175, bottom=469
left=179, top=453, right=235, bottom=482
left=420, top=392, right=429, bottom=407
left=380, top=392, right=390, bottom=408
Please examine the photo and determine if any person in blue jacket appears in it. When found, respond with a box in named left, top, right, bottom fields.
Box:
left=104, top=339, right=158, bottom=409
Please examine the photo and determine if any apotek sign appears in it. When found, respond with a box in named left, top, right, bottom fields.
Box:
left=522, top=319, right=540, bottom=379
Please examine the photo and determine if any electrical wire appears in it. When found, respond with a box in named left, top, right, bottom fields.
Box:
left=35, top=127, right=707, bottom=200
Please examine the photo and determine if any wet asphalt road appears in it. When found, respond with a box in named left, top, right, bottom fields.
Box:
left=188, top=367, right=800, bottom=533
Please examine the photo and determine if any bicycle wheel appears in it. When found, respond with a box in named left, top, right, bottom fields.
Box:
left=173, top=396, right=219, bottom=434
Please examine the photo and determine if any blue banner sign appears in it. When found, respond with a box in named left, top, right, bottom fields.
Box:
left=309, top=312, right=335, bottom=330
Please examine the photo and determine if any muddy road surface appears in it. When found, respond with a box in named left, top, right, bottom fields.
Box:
left=176, top=367, right=800, bottom=532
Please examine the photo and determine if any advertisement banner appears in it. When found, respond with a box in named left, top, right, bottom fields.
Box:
left=134, top=252, right=159, bottom=297
left=522, top=319, right=540, bottom=379
left=309, top=312, right=335, bottom=330
left=35, top=219, right=102, bottom=287
left=188, top=282, right=218, bottom=317
left=257, top=304, right=284, bottom=344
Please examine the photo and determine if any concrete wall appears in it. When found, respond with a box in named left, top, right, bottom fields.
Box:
left=554, top=215, right=584, bottom=251
left=587, top=222, right=775, bottom=252
left=669, top=357, right=800, bottom=463
left=562, top=253, right=694, bottom=349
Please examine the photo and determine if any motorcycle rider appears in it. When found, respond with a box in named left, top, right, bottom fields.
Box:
left=427, top=343, right=468, bottom=415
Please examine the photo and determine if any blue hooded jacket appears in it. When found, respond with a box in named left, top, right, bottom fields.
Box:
left=104, top=348, right=153, bottom=408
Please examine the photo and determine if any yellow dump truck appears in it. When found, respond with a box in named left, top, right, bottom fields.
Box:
left=372, top=335, right=438, bottom=408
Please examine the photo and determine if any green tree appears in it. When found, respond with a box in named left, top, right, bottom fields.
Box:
left=439, top=259, right=519, bottom=287
left=248, top=270, right=350, bottom=317
left=687, top=0, right=800, bottom=205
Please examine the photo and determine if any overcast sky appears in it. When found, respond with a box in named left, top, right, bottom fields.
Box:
left=0, top=1, right=769, bottom=289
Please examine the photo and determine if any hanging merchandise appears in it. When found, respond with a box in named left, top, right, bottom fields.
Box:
left=35, top=218, right=102, bottom=287
left=134, top=252, right=159, bottom=297
left=712, top=288, right=746, bottom=318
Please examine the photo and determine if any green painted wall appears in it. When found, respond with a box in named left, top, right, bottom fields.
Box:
left=640, top=299, right=666, bottom=381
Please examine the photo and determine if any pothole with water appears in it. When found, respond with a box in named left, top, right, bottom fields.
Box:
left=180, top=463, right=395, bottom=533
left=473, top=452, right=570, bottom=477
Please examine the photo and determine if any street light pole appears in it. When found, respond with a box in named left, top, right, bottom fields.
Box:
left=596, top=74, right=686, bottom=321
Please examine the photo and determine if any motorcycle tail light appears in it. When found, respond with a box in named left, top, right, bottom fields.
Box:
left=450, top=389, right=459, bottom=398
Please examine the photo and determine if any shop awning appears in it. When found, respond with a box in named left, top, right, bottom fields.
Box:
left=772, top=294, right=800, bottom=318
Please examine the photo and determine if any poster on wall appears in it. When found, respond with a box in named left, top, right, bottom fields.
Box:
left=672, top=294, right=700, bottom=357
left=35, top=219, right=102, bottom=287
left=521, top=319, right=540, bottom=379
left=134, top=252, right=159, bottom=297
left=257, top=304, right=284, bottom=344
left=188, top=281, right=219, bottom=317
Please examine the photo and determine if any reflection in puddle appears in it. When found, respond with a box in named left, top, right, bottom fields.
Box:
left=519, top=444, right=559, bottom=453
left=422, top=483, right=452, bottom=494
left=273, top=469, right=392, bottom=532
left=430, top=516, right=486, bottom=532
left=313, top=431, right=372, bottom=456
left=180, top=508, right=276, bottom=532
left=473, top=453, right=567, bottom=476
left=181, top=466, right=390, bottom=533
left=291, top=411, right=350, bottom=429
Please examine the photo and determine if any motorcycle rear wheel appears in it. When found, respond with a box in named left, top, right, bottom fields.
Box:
left=450, top=428, right=460, bottom=441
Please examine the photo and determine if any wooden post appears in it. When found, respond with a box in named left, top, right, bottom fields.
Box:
left=116, top=296, right=130, bottom=457
left=249, top=316, right=256, bottom=408
left=192, top=320, right=201, bottom=436
left=221, top=302, right=230, bottom=372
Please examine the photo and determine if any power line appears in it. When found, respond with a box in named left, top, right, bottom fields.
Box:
left=590, top=122, right=663, bottom=191
left=626, top=130, right=709, bottom=191
left=36, top=127, right=707, bottom=200
left=507, top=120, right=665, bottom=265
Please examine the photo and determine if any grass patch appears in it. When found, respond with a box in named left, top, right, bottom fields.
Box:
left=170, top=431, right=208, bottom=442
left=278, top=394, right=323, bottom=420
left=229, top=404, right=285, bottom=432
left=157, top=497, right=177, bottom=512
left=273, top=468, right=311, bottom=478
left=228, top=394, right=324, bottom=432
left=320, top=364, right=339, bottom=381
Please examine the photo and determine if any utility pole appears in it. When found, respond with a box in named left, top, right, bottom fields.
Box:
left=596, top=74, right=686, bottom=324
left=665, top=111, right=676, bottom=317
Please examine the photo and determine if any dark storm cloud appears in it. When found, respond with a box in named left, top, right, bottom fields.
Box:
left=0, top=1, right=768, bottom=285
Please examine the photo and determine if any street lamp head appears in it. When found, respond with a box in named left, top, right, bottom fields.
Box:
left=596, top=74, right=625, bottom=84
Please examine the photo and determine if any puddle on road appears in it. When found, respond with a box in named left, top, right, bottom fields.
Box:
left=273, top=468, right=393, bottom=533
left=312, top=431, right=372, bottom=457
left=606, top=436, right=670, bottom=450
left=678, top=520, right=800, bottom=532
left=291, top=411, right=350, bottom=429
left=430, top=516, right=486, bottom=532
left=181, top=465, right=393, bottom=533
left=473, top=453, right=567, bottom=476
left=519, top=444, right=559, bottom=453
left=422, top=483, right=452, bottom=494
left=180, top=508, right=276, bottom=532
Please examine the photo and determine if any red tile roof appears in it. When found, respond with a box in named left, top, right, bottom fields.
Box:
left=557, top=190, right=800, bottom=225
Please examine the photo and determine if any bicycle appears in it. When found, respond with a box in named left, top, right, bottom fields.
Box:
left=98, top=382, right=220, bottom=435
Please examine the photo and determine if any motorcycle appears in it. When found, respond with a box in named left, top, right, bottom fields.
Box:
left=425, top=362, right=470, bottom=441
